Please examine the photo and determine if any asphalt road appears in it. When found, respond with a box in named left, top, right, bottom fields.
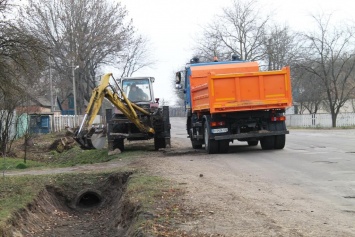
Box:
left=166, top=117, right=355, bottom=236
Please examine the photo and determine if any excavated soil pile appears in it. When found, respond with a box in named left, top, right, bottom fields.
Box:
left=7, top=172, right=139, bottom=237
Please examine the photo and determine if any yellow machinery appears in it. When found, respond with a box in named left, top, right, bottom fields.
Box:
left=74, top=73, right=171, bottom=151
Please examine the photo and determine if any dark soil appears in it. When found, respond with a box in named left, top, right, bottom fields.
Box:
left=7, top=172, right=140, bottom=237
left=11, top=131, right=70, bottom=162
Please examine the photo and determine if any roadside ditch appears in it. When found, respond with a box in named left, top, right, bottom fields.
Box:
left=4, top=172, right=142, bottom=237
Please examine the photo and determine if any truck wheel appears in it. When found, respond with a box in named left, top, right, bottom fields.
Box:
left=247, top=141, right=258, bottom=146
left=260, top=136, right=275, bottom=150
left=189, top=129, right=203, bottom=149
left=113, top=139, right=124, bottom=151
left=204, top=122, right=218, bottom=154
left=191, top=141, right=203, bottom=149
left=218, top=141, right=229, bottom=153
left=154, top=137, right=166, bottom=151
left=274, top=135, right=285, bottom=149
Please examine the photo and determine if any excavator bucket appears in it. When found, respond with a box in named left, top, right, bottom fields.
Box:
left=74, top=127, right=107, bottom=149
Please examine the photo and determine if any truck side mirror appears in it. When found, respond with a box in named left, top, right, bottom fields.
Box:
left=175, top=72, right=182, bottom=84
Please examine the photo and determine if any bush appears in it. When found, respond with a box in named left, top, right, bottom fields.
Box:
left=15, top=163, right=27, bottom=169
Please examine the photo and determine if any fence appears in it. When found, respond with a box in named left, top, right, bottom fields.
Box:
left=168, top=108, right=355, bottom=128
left=47, top=112, right=355, bottom=134
left=0, top=110, right=17, bottom=139
left=49, top=107, right=186, bottom=133
left=51, top=115, right=103, bottom=132
left=169, top=108, right=355, bottom=128
left=50, top=108, right=186, bottom=133
left=286, top=113, right=355, bottom=128
left=169, top=107, right=186, bottom=117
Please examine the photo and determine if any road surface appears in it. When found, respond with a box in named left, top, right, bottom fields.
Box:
left=144, top=117, right=355, bottom=236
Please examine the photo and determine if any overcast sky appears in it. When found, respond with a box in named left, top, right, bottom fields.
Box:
left=116, top=0, right=355, bottom=105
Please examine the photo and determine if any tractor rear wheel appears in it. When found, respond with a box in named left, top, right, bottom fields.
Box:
left=113, top=138, right=124, bottom=151
left=154, top=137, right=166, bottom=151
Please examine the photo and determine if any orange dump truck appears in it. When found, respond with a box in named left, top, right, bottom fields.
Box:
left=175, top=58, right=292, bottom=154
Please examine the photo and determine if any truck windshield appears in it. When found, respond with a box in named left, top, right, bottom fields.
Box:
left=122, top=79, right=151, bottom=102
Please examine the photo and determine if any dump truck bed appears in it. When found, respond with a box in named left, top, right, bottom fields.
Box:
left=190, top=63, right=292, bottom=114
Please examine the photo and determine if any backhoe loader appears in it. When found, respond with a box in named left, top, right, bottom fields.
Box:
left=74, top=73, right=171, bottom=151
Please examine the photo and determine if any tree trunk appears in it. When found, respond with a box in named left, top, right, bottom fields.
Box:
left=331, top=112, right=337, bottom=128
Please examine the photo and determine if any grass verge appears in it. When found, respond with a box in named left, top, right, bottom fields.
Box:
left=0, top=157, right=44, bottom=171
left=50, top=146, right=146, bottom=167
left=1, top=145, right=147, bottom=171
left=126, top=173, right=202, bottom=236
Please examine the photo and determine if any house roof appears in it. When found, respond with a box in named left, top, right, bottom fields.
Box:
left=35, top=96, right=51, bottom=107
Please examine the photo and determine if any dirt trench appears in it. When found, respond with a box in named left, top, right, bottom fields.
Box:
left=5, top=172, right=140, bottom=237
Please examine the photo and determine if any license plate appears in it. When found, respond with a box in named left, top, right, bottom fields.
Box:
left=211, top=128, right=228, bottom=134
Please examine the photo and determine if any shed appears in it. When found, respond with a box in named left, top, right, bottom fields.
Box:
left=29, top=113, right=52, bottom=134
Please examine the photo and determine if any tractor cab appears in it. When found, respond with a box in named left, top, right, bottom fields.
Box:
left=121, top=77, right=155, bottom=104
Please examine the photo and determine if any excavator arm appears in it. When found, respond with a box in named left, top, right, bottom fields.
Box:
left=74, top=73, right=155, bottom=149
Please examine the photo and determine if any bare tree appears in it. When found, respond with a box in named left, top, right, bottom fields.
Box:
left=194, top=0, right=270, bottom=61
left=116, top=34, right=155, bottom=78
left=0, top=60, right=44, bottom=156
left=263, top=25, right=303, bottom=70
left=0, top=83, right=24, bottom=155
left=297, top=14, right=355, bottom=127
left=292, top=63, right=325, bottom=114
left=0, top=0, right=7, bottom=14
left=0, top=0, right=47, bottom=154
left=18, top=0, right=134, bottom=113
left=193, top=24, right=230, bottom=62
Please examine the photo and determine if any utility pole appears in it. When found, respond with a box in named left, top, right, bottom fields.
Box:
left=268, top=38, right=273, bottom=70
left=49, top=48, right=54, bottom=112
left=72, top=60, right=77, bottom=116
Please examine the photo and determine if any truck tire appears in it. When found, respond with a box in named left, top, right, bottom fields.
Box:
left=189, top=128, right=203, bottom=149
left=274, top=135, right=285, bottom=149
left=154, top=137, right=166, bottom=151
left=218, top=140, right=229, bottom=153
left=260, top=136, right=275, bottom=150
left=191, top=141, right=203, bottom=149
left=247, top=141, right=258, bottom=146
left=204, top=122, right=218, bottom=154
left=113, top=138, right=124, bottom=151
